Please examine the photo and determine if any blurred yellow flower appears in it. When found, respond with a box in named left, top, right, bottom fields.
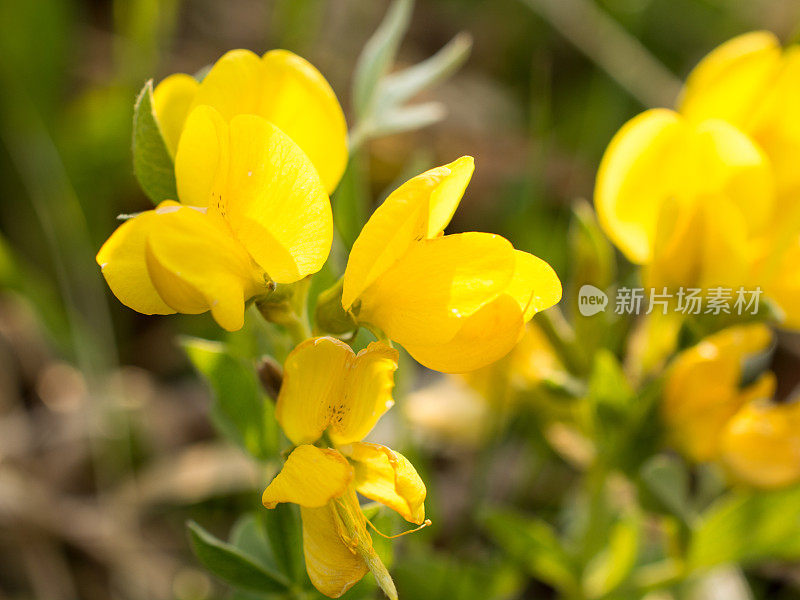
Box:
left=153, top=49, right=348, bottom=193
left=663, top=324, right=800, bottom=489
left=595, top=108, right=773, bottom=291
left=720, top=398, right=800, bottom=489
left=342, top=157, right=562, bottom=373
left=663, top=324, right=773, bottom=463
left=679, top=31, right=800, bottom=201
left=97, top=107, right=332, bottom=331
left=678, top=31, right=800, bottom=329
left=263, top=337, right=427, bottom=598
left=598, top=32, right=800, bottom=325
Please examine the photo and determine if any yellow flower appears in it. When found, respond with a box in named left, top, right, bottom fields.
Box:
left=720, top=397, right=800, bottom=489
left=665, top=323, right=800, bottom=488
left=341, top=157, right=562, bottom=373
left=153, top=49, right=348, bottom=193
left=262, top=337, right=427, bottom=598
left=595, top=108, right=773, bottom=291
left=97, top=106, right=332, bottom=331
left=662, top=324, right=773, bottom=462
left=679, top=31, right=800, bottom=201
left=677, top=31, right=800, bottom=326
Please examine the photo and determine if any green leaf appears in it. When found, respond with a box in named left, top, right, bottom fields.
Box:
left=261, top=503, right=306, bottom=584
left=369, top=102, right=446, bottom=139
left=378, top=32, right=472, bottom=110
left=187, top=521, right=290, bottom=594
left=640, top=454, right=694, bottom=522
left=393, top=550, right=523, bottom=600
left=582, top=514, right=640, bottom=598
left=351, top=0, right=413, bottom=119
left=182, top=337, right=279, bottom=460
left=481, top=508, right=577, bottom=595
left=688, top=484, right=800, bottom=570
left=568, top=200, right=615, bottom=295
left=230, top=514, right=276, bottom=571
left=588, top=349, right=634, bottom=413
left=132, top=79, right=178, bottom=204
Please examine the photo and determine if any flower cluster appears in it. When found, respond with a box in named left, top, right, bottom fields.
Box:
left=96, top=47, right=562, bottom=598
left=596, top=31, right=800, bottom=494
left=596, top=31, right=800, bottom=328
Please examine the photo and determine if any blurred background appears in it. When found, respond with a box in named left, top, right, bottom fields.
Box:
left=1, top=1, right=800, bottom=599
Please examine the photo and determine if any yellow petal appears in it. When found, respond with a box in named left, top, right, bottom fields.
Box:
left=748, top=45, right=800, bottom=199
left=342, top=157, right=474, bottom=309
left=596, top=110, right=773, bottom=269
left=216, top=114, right=332, bottom=283
left=721, top=396, right=800, bottom=489
left=504, top=250, right=562, bottom=321
left=187, top=49, right=347, bottom=193
left=175, top=105, right=229, bottom=209
left=406, top=251, right=562, bottom=374
left=343, top=442, right=426, bottom=524
left=277, top=337, right=351, bottom=445
left=175, top=106, right=332, bottom=283
left=679, top=31, right=781, bottom=128
left=595, top=109, right=687, bottom=263
left=691, top=119, right=773, bottom=234
left=276, top=337, right=398, bottom=446
left=402, top=293, right=525, bottom=373
left=96, top=210, right=176, bottom=316
left=645, top=194, right=753, bottom=290
left=258, top=50, right=348, bottom=194
left=152, top=73, right=199, bottom=157
left=357, top=232, right=516, bottom=347
left=300, top=499, right=368, bottom=597
left=188, top=49, right=264, bottom=118
left=662, top=324, right=773, bottom=462
left=763, top=234, right=800, bottom=329
left=143, top=202, right=268, bottom=331
left=262, top=445, right=353, bottom=508
left=328, top=342, right=399, bottom=446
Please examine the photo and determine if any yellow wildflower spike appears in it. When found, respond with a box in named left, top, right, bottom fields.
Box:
left=153, top=48, right=348, bottom=193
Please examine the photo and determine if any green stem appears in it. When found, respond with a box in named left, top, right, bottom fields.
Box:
left=535, top=306, right=587, bottom=375
left=284, top=312, right=312, bottom=346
